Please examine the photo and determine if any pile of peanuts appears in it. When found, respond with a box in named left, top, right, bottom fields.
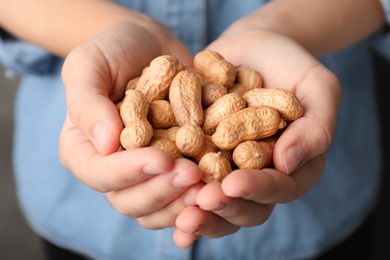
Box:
left=116, top=50, right=303, bottom=183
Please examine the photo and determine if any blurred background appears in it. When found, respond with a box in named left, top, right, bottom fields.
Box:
left=1, top=51, right=390, bottom=259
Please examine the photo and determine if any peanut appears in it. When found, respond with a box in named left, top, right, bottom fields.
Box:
left=228, top=66, right=263, bottom=95
left=199, top=152, right=232, bottom=183
left=243, top=88, right=304, bottom=121
left=233, top=141, right=266, bottom=169
left=261, top=137, right=277, bottom=168
left=116, top=53, right=304, bottom=183
left=136, top=55, right=182, bottom=102
left=202, top=93, right=247, bottom=135
left=125, top=76, right=140, bottom=91
left=149, top=137, right=183, bottom=160
left=219, top=149, right=235, bottom=168
left=125, top=66, right=148, bottom=91
left=192, top=135, right=219, bottom=163
left=169, top=70, right=203, bottom=126
left=152, top=126, right=179, bottom=142
left=212, top=106, right=286, bottom=150
left=119, top=90, right=153, bottom=149
left=175, top=124, right=205, bottom=157
left=194, top=50, right=236, bottom=88
left=148, top=100, right=177, bottom=129
left=201, top=84, right=227, bottom=107
left=232, top=137, right=276, bottom=169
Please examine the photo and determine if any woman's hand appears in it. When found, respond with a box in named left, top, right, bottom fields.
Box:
left=59, top=21, right=202, bottom=227
left=173, top=21, right=341, bottom=248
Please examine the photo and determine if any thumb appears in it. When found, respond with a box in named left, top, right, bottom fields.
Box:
left=62, top=50, right=124, bottom=156
left=87, top=96, right=123, bottom=155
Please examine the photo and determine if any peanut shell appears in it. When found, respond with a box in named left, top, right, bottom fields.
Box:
left=175, top=124, right=205, bottom=157
left=199, top=152, right=232, bottom=183
left=169, top=70, right=203, bottom=126
left=136, top=55, right=182, bottom=102
left=212, top=106, right=286, bottom=150
left=149, top=137, right=183, bottom=159
left=194, top=50, right=236, bottom=88
left=202, top=93, right=247, bottom=135
left=148, top=100, right=178, bottom=129
left=243, top=88, right=304, bottom=121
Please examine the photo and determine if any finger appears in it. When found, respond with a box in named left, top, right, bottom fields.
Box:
left=62, top=46, right=126, bottom=155
left=105, top=158, right=203, bottom=218
left=222, top=155, right=325, bottom=204
left=271, top=64, right=340, bottom=174
left=172, top=228, right=200, bottom=249
left=175, top=206, right=240, bottom=239
left=196, top=182, right=275, bottom=227
left=59, top=115, right=175, bottom=192
left=136, top=183, right=204, bottom=230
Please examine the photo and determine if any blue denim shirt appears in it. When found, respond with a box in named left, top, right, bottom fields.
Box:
left=2, top=1, right=390, bottom=259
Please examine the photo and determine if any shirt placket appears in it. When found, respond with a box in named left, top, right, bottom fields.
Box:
left=156, top=1, right=207, bottom=259
left=164, top=0, right=206, bottom=55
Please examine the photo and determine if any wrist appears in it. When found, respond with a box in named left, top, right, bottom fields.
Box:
left=232, top=0, right=386, bottom=56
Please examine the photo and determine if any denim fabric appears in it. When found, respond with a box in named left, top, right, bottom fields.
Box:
left=1, top=1, right=388, bottom=259
left=380, top=0, right=390, bottom=23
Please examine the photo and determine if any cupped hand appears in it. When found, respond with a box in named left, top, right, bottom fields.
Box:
left=173, top=23, right=341, bottom=248
left=61, top=21, right=192, bottom=156
left=59, top=21, right=201, bottom=226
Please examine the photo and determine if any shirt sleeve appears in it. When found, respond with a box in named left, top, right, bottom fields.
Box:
left=0, top=28, right=59, bottom=76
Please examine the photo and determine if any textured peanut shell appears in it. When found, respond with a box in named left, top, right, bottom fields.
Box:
left=148, top=137, right=183, bottom=159
left=228, top=66, right=262, bottom=95
left=233, top=140, right=267, bottom=169
left=175, top=124, right=205, bottom=157
left=233, top=137, right=276, bottom=169
left=136, top=55, right=182, bottom=102
left=261, top=137, right=277, bottom=168
left=120, top=90, right=149, bottom=126
left=148, top=100, right=177, bottom=129
left=194, top=50, right=236, bottom=88
left=243, top=88, right=304, bottom=121
left=201, top=84, right=227, bottom=107
left=202, top=93, right=247, bottom=135
left=119, top=90, right=153, bottom=149
left=226, top=83, right=247, bottom=96
left=192, top=135, right=219, bottom=163
left=153, top=127, right=179, bottom=142
left=120, top=118, right=153, bottom=149
left=232, top=139, right=272, bottom=169
left=199, top=152, right=232, bottom=183
left=169, top=70, right=203, bottom=126
left=212, top=106, right=286, bottom=150
left=219, top=149, right=234, bottom=167
left=125, top=76, right=140, bottom=91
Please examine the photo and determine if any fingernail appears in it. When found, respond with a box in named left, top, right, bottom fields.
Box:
left=93, top=121, right=109, bottom=152
left=184, top=192, right=197, bottom=206
left=172, top=175, right=193, bottom=189
left=142, top=164, right=168, bottom=175
left=282, top=145, right=304, bottom=175
left=213, top=202, right=227, bottom=211
left=192, top=225, right=204, bottom=234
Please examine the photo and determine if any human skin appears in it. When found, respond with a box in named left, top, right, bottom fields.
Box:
left=0, top=0, right=385, bottom=249
left=169, top=1, right=385, bottom=247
